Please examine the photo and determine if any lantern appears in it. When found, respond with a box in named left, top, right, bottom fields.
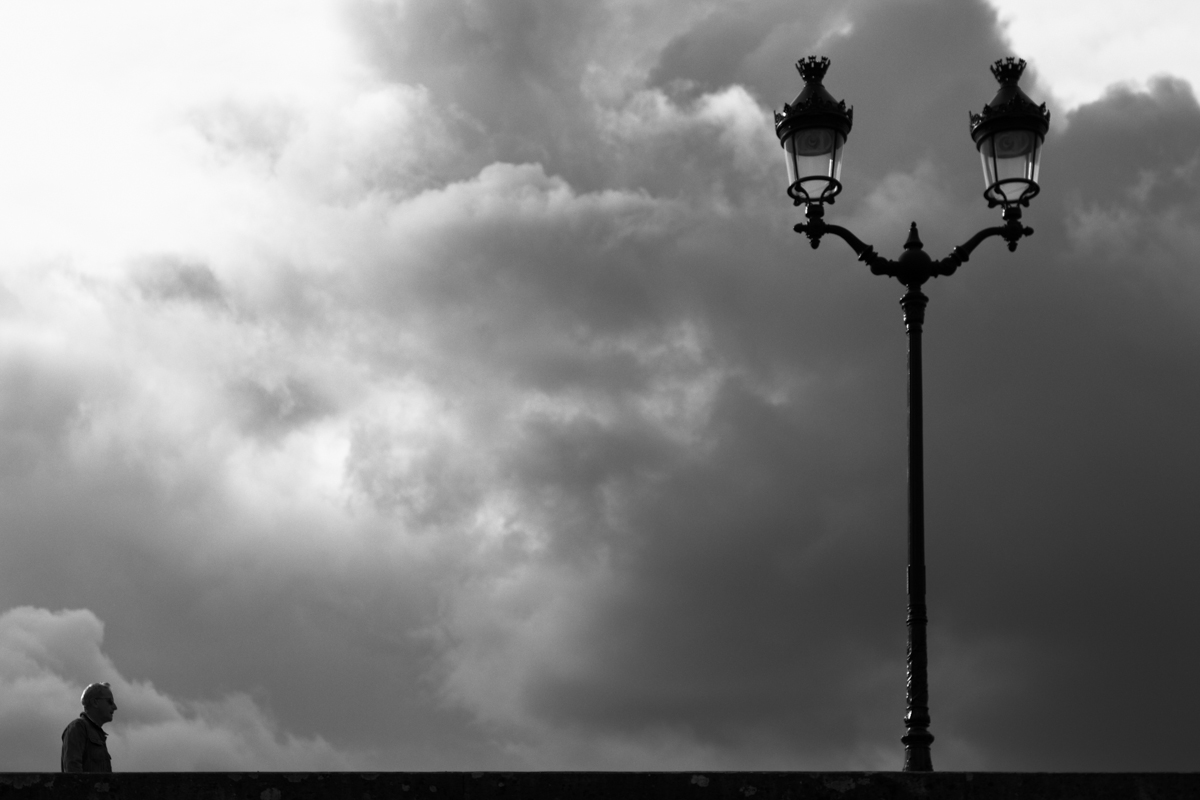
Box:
left=775, top=56, right=854, bottom=206
left=969, top=58, right=1051, bottom=208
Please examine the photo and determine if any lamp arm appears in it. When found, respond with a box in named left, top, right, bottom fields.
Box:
left=794, top=211, right=899, bottom=278
left=794, top=204, right=1033, bottom=284
left=934, top=214, right=1034, bottom=276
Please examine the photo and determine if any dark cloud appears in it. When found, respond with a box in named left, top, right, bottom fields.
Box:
left=649, top=5, right=802, bottom=101
left=345, top=0, right=606, bottom=185
left=907, top=75, right=1200, bottom=769
left=393, top=0, right=1200, bottom=771
left=645, top=0, right=1017, bottom=210
left=1055, top=76, right=1200, bottom=211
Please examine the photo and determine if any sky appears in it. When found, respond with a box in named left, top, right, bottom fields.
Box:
left=0, top=0, right=1197, bottom=773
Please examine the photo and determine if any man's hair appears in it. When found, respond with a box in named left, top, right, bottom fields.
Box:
left=80, top=683, right=112, bottom=707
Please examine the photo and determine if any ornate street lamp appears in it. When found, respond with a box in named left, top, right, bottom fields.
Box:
left=971, top=58, right=1049, bottom=211
left=775, top=56, right=1049, bottom=772
left=776, top=56, right=853, bottom=206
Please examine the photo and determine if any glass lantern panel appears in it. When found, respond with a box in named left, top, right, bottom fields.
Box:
left=978, top=129, right=1042, bottom=204
left=783, top=128, right=845, bottom=198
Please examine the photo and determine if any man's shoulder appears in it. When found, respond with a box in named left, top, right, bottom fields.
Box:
left=63, top=715, right=105, bottom=741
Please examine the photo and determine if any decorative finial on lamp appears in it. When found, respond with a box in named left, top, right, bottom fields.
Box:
left=796, top=55, right=831, bottom=84
left=989, top=57, right=1027, bottom=85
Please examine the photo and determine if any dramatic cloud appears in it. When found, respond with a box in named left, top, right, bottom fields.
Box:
left=0, top=607, right=351, bottom=770
left=0, top=0, right=1197, bottom=772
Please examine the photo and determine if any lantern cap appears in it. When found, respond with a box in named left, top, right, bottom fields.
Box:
left=990, top=56, right=1027, bottom=85
left=775, top=56, right=854, bottom=144
left=970, top=57, right=1050, bottom=146
left=797, top=55, right=831, bottom=83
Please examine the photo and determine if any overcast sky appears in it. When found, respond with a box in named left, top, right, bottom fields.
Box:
left=0, top=0, right=1197, bottom=773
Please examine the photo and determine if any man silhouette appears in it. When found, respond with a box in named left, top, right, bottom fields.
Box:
left=61, top=682, right=117, bottom=772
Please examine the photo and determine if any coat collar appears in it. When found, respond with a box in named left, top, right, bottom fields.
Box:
left=80, top=712, right=108, bottom=740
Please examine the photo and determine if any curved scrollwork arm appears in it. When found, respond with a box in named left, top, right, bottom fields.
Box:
left=794, top=203, right=1035, bottom=288
left=794, top=205, right=897, bottom=278
left=935, top=208, right=1034, bottom=275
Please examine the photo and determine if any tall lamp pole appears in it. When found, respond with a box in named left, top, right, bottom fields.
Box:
left=774, top=56, right=1050, bottom=771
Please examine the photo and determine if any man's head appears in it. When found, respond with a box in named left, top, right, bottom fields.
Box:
left=81, top=683, right=117, bottom=726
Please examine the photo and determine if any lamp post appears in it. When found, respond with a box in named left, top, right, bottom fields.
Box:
left=775, top=56, right=1050, bottom=772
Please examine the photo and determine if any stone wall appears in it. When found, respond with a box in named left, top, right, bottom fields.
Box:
left=2, top=772, right=1200, bottom=799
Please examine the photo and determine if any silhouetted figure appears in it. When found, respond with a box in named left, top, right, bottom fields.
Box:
left=61, top=682, right=117, bottom=773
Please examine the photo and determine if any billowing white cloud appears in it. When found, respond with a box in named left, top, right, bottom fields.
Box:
left=987, top=0, right=1200, bottom=110
left=0, top=607, right=354, bottom=770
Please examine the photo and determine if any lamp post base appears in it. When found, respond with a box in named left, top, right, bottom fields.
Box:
left=902, top=729, right=934, bottom=772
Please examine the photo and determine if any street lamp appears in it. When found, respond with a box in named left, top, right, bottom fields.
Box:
left=775, top=56, right=1050, bottom=772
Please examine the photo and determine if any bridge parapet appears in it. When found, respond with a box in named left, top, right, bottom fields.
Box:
left=2, top=771, right=1199, bottom=799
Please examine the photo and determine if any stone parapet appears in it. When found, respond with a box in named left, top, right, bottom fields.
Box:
left=2, top=771, right=1199, bottom=799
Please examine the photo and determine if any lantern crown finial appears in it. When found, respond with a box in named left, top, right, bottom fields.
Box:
left=775, top=55, right=853, bottom=138
left=970, top=56, right=1049, bottom=144
left=796, top=55, right=831, bottom=84
left=989, top=57, right=1027, bottom=86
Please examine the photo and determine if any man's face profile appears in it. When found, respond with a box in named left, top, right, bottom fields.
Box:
left=86, top=688, right=117, bottom=726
